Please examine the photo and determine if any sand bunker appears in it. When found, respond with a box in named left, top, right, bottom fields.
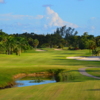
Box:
left=67, top=56, right=100, bottom=61
left=54, top=49, right=62, bottom=50
left=36, top=49, right=46, bottom=51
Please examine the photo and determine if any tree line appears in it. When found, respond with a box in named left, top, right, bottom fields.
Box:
left=0, top=26, right=100, bottom=55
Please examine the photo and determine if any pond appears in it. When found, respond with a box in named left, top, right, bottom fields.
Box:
left=14, top=76, right=56, bottom=87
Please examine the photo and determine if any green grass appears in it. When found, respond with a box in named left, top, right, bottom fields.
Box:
left=0, top=81, right=100, bottom=100
left=0, top=48, right=100, bottom=100
left=86, top=67, right=100, bottom=77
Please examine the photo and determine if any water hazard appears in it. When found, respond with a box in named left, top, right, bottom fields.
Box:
left=15, top=76, right=56, bottom=87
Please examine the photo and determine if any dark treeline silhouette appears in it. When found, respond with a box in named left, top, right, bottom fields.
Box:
left=0, top=26, right=100, bottom=55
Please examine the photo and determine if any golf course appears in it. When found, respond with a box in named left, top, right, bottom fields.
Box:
left=0, top=48, right=100, bottom=100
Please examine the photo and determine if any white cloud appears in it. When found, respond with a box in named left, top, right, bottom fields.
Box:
left=90, top=17, right=96, bottom=20
left=0, top=0, right=4, bottom=3
left=35, top=15, right=44, bottom=19
left=44, top=7, right=78, bottom=28
left=0, top=7, right=78, bottom=34
left=91, top=26, right=95, bottom=30
left=0, top=13, right=43, bottom=20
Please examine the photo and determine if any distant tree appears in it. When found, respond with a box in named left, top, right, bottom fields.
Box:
left=65, top=27, right=78, bottom=40
left=79, top=32, right=89, bottom=49
left=54, top=26, right=78, bottom=48
left=33, top=39, right=39, bottom=48
left=87, top=35, right=94, bottom=40
left=83, top=32, right=88, bottom=37
left=88, top=40, right=96, bottom=50
left=95, top=36, right=100, bottom=47
left=0, top=29, right=2, bottom=32
left=54, top=26, right=78, bottom=39
left=92, top=49, right=100, bottom=56
left=6, top=35, right=15, bottom=55
left=0, top=31, right=8, bottom=53
left=79, top=37, right=88, bottom=49
left=27, top=37, right=34, bottom=47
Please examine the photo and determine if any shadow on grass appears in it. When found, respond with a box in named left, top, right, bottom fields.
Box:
left=60, top=52, right=83, bottom=54
left=86, top=70, right=100, bottom=72
left=54, top=56, right=65, bottom=57
left=87, top=89, right=100, bottom=91
left=53, top=59, right=90, bottom=66
left=53, top=58, right=100, bottom=66
left=67, top=69, right=100, bottom=73
left=53, top=59, right=67, bottom=60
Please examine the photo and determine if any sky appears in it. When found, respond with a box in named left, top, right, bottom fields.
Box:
left=0, top=0, right=100, bottom=36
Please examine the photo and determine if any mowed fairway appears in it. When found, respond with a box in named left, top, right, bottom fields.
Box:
left=0, top=49, right=100, bottom=100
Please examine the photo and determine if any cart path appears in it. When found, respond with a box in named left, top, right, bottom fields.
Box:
left=79, top=67, right=100, bottom=79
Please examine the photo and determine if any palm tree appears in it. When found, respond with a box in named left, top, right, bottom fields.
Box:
left=6, top=36, right=16, bottom=55
left=33, top=39, right=39, bottom=48
left=13, top=36, right=31, bottom=55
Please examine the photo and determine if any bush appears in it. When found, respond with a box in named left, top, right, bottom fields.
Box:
left=58, top=43, right=64, bottom=48
left=40, top=43, right=50, bottom=48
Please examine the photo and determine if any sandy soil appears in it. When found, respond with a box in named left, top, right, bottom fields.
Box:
left=54, top=49, right=62, bottom=50
left=67, top=56, right=100, bottom=61
left=36, top=49, right=46, bottom=51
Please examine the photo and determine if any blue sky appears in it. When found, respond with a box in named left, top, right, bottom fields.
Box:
left=0, top=0, right=100, bottom=36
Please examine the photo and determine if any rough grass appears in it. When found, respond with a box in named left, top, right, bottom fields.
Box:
left=0, top=48, right=100, bottom=100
